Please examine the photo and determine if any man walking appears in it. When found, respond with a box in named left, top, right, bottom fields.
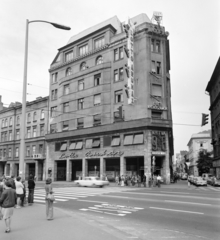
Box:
left=157, top=175, right=162, bottom=188
left=28, top=176, right=35, bottom=205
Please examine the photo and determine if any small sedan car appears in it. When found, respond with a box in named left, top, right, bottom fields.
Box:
left=209, top=177, right=220, bottom=187
left=194, top=177, right=207, bottom=186
left=74, top=177, right=109, bottom=188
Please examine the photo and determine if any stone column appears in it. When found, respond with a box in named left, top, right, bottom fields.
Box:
left=10, top=163, right=15, bottom=176
left=82, top=158, right=88, bottom=178
left=25, top=163, right=28, bottom=180
left=100, top=157, right=104, bottom=179
left=164, top=132, right=170, bottom=184
left=42, top=160, right=46, bottom=181
left=120, top=156, right=126, bottom=176
left=35, top=161, right=38, bottom=181
left=144, top=130, right=152, bottom=187
left=66, top=158, right=70, bottom=182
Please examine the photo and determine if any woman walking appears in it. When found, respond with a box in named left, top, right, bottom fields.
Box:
left=0, top=180, right=17, bottom=233
left=45, top=178, right=54, bottom=220
left=15, top=176, right=24, bottom=208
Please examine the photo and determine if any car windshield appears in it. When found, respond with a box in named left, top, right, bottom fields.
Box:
left=197, top=177, right=204, bottom=181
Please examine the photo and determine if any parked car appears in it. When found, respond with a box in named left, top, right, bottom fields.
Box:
left=202, top=173, right=213, bottom=181
left=208, top=177, right=220, bottom=187
left=193, top=177, right=207, bottom=186
left=74, top=177, right=109, bottom=188
left=181, top=174, right=188, bottom=180
left=188, top=175, right=194, bottom=183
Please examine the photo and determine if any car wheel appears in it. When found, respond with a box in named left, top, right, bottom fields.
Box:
left=99, top=185, right=103, bottom=188
left=92, top=184, right=96, bottom=187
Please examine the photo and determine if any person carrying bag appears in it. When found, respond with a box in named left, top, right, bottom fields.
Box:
left=45, top=178, right=54, bottom=220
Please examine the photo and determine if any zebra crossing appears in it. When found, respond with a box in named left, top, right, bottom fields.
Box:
left=26, top=187, right=138, bottom=204
left=193, top=186, right=220, bottom=192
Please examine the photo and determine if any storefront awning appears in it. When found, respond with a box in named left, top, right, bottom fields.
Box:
left=75, top=141, right=83, bottom=149
left=69, top=142, right=76, bottom=150
left=60, top=143, right=67, bottom=151
left=111, top=137, right=120, bottom=146
left=133, top=134, right=143, bottom=144
left=124, top=135, right=133, bottom=145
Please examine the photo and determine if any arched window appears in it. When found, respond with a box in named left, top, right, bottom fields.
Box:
left=17, top=116, right=20, bottom=125
left=33, top=112, right=37, bottom=121
left=96, top=56, right=103, bottom=65
left=80, top=62, right=87, bottom=71
left=2, top=119, right=4, bottom=128
left=27, top=113, right=31, bottom=122
left=41, top=109, right=45, bottom=119
left=9, top=117, right=12, bottom=126
left=66, top=67, right=72, bottom=76
left=5, top=119, right=8, bottom=127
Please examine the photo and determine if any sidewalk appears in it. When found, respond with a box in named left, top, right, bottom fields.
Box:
left=0, top=204, right=126, bottom=240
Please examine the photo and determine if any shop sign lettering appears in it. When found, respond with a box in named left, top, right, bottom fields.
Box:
left=59, top=152, right=78, bottom=159
left=85, top=150, right=124, bottom=158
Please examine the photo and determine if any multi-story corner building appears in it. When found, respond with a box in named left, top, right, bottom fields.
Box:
left=206, top=57, right=220, bottom=178
left=187, top=130, right=213, bottom=176
left=46, top=13, right=173, bottom=183
left=0, top=96, right=49, bottom=180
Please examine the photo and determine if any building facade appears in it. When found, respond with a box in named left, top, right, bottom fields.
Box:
left=46, top=13, right=173, bottom=183
left=0, top=96, right=49, bottom=180
left=187, top=130, right=213, bottom=176
left=206, top=57, right=220, bottom=178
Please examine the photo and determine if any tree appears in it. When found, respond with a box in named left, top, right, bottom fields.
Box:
left=196, top=150, right=213, bottom=175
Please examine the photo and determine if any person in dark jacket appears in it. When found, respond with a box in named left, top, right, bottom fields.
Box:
left=0, top=181, right=17, bottom=233
left=7, top=176, right=16, bottom=190
left=28, top=176, right=35, bottom=205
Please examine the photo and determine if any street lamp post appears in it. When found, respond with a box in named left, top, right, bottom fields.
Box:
left=19, top=20, right=70, bottom=180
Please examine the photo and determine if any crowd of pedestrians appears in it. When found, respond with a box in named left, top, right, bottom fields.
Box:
left=0, top=174, right=54, bottom=233
left=115, top=174, right=163, bottom=187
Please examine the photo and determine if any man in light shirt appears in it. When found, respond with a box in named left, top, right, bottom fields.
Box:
left=157, top=175, right=162, bottom=188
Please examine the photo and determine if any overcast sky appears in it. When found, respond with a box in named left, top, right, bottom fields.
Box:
left=0, top=0, right=219, bottom=156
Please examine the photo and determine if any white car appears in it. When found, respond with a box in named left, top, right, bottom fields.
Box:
left=74, top=177, right=109, bottom=188
left=194, top=177, right=207, bottom=186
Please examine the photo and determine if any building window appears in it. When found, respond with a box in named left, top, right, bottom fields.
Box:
left=79, top=44, right=88, bottom=56
left=51, top=89, right=58, bottom=100
left=94, top=94, right=101, bottom=106
left=151, top=61, right=156, bottom=73
left=156, top=62, right=161, bottom=74
left=0, top=149, right=2, bottom=157
left=64, top=84, right=70, bottom=95
left=5, top=119, right=8, bottom=127
left=124, top=135, right=133, bottom=145
left=151, top=39, right=154, bottom=52
left=27, top=128, right=31, bottom=138
left=32, top=145, right=36, bottom=155
left=96, top=56, right=103, bottom=65
left=39, top=144, right=43, bottom=153
left=152, top=110, right=162, bottom=119
left=94, top=74, right=101, bottom=86
left=51, top=106, right=57, bottom=117
left=63, top=102, right=69, bottom=113
left=152, top=84, right=162, bottom=97
left=65, top=51, right=73, bottom=62
left=33, top=112, right=37, bottom=121
left=52, top=72, right=58, bottom=83
left=94, top=37, right=105, bottom=49
left=200, top=143, right=203, bottom=147
left=119, top=47, right=123, bottom=59
left=133, top=133, right=144, bottom=144
left=114, top=111, right=123, bottom=122
left=66, top=67, right=72, bottom=76
left=15, top=147, right=19, bottom=157
left=9, top=131, right=12, bottom=141
left=93, top=114, right=101, bottom=126
left=60, top=142, right=67, bottom=151
left=114, top=49, right=119, bottom=61
left=3, top=149, right=6, bottom=157
left=1, top=133, right=3, bottom=142
left=8, top=148, right=11, bottom=158
left=80, top=62, right=87, bottom=71
left=27, top=113, right=31, bottom=122
left=17, top=116, right=20, bottom=125
left=155, top=40, right=160, bottom=53
left=115, top=90, right=123, bottom=103
left=114, top=47, right=123, bottom=61
left=151, top=39, right=161, bottom=53
left=114, top=70, right=119, bottom=82
left=86, top=138, right=100, bottom=148
left=103, top=136, right=111, bottom=147
left=50, top=124, right=57, bottom=133
left=40, top=125, right=44, bottom=136
left=55, top=142, right=61, bottom=151
left=2, top=132, right=7, bottom=141
left=119, top=68, right=124, bottom=81
left=41, top=109, right=45, bottom=119
left=114, top=68, right=123, bottom=82
left=70, top=141, right=83, bottom=150
left=78, top=80, right=84, bottom=91
left=78, top=98, right=84, bottom=110
left=111, top=136, right=120, bottom=146
left=16, top=130, right=20, bottom=140
left=62, top=121, right=69, bottom=131
left=77, top=118, right=84, bottom=129
left=33, top=126, right=37, bottom=137
left=2, top=119, right=4, bottom=128
left=26, top=146, right=30, bottom=157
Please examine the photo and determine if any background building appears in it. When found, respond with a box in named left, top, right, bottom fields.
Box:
left=187, top=130, right=213, bottom=176
left=206, top=57, right=220, bottom=178
left=0, top=96, right=49, bottom=180
left=45, top=13, right=173, bottom=182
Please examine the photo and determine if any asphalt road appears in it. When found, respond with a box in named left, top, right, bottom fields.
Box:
left=33, top=181, right=220, bottom=240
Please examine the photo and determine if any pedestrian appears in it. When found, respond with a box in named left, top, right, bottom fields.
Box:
left=28, top=175, right=35, bottom=205
left=45, top=178, right=54, bottom=220
left=0, top=180, right=17, bottom=233
left=121, top=175, right=125, bottom=186
left=21, top=179, right=26, bottom=207
left=115, top=175, right=119, bottom=185
left=7, top=176, right=15, bottom=190
left=119, top=175, right=121, bottom=186
left=0, top=177, right=4, bottom=220
left=157, top=175, right=162, bottom=188
left=143, top=174, right=146, bottom=187
left=15, top=176, right=24, bottom=208
left=137, top=175, right=141, bottom=187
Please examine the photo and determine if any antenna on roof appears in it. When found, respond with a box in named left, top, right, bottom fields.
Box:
left=151, top=11, right=163, bottom=26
